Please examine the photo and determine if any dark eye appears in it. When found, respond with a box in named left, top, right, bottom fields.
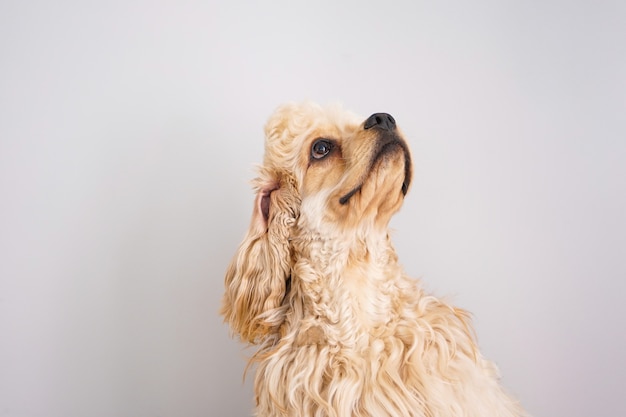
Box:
left=311, top=139, right=333, bottom=160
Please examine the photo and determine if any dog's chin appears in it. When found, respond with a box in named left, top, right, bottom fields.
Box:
left=326, top=144, right=411, bottom=231
left=339, top=141, right=412, bottom=207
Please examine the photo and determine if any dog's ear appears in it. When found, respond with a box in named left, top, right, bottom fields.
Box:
left=221, top=168, right=300, bottom=344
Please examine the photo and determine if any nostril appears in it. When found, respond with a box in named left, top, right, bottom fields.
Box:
left=364, top=113, right=396, bottom=131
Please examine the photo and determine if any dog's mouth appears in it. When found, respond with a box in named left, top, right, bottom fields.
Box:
left=339, top=136, right=412, bottom=205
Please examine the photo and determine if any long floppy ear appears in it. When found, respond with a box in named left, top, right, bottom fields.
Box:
left=220, top=168, right=300, bottom=344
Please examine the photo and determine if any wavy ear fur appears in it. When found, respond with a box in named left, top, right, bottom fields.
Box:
left=221, top=168, right=300, bottom=344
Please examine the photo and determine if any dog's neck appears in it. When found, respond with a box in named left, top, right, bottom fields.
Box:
left=291, top=224, right=405, bottom=338
left=294, top=226, right=398, bottom=270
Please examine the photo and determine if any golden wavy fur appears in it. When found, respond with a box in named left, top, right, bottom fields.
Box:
left=221, top=102, right=527, bottom=417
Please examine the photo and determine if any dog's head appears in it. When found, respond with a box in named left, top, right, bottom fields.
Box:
left=262, top=102, right=412, bottom=232
left=221, top=102, right=412, bottom=343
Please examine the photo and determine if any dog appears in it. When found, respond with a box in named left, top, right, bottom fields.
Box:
left=221, top=102, right=526, bottom=417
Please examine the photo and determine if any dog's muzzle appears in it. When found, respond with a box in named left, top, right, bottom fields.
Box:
left=339, top=113, right=412, bottom=205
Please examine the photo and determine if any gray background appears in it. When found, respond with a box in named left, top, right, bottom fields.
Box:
left=1, top=1, right=624, bottom=416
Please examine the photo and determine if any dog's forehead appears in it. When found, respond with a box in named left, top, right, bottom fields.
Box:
left=262, top=103, right=362, bottom=167
left=265, top=103, right=361, bottom=139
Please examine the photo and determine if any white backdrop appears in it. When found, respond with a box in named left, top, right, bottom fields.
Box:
left=1, top=1, right=624, bottom=416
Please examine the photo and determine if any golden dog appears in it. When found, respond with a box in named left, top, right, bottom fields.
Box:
left=221, top=102, right=526, bottom=417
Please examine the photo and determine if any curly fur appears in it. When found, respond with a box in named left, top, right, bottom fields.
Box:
left=221, top=102, right=527, bottom=417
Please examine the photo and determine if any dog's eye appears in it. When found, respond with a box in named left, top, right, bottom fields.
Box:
left=311, top=139, right=333, bottom=160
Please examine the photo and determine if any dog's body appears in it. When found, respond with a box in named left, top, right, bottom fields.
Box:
left=221, top=103, right=526, bottom=416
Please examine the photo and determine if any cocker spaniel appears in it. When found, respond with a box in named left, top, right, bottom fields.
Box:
left=221, top=102, right=526, bottom=417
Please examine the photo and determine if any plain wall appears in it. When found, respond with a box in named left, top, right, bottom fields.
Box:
left=1, top=1, right=624, bottom=416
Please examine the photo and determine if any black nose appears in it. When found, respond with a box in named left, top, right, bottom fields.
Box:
left=364, top=113, right=396, bottom=131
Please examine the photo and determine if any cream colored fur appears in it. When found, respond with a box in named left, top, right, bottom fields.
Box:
left=221, top=102, right=527, bottom=417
